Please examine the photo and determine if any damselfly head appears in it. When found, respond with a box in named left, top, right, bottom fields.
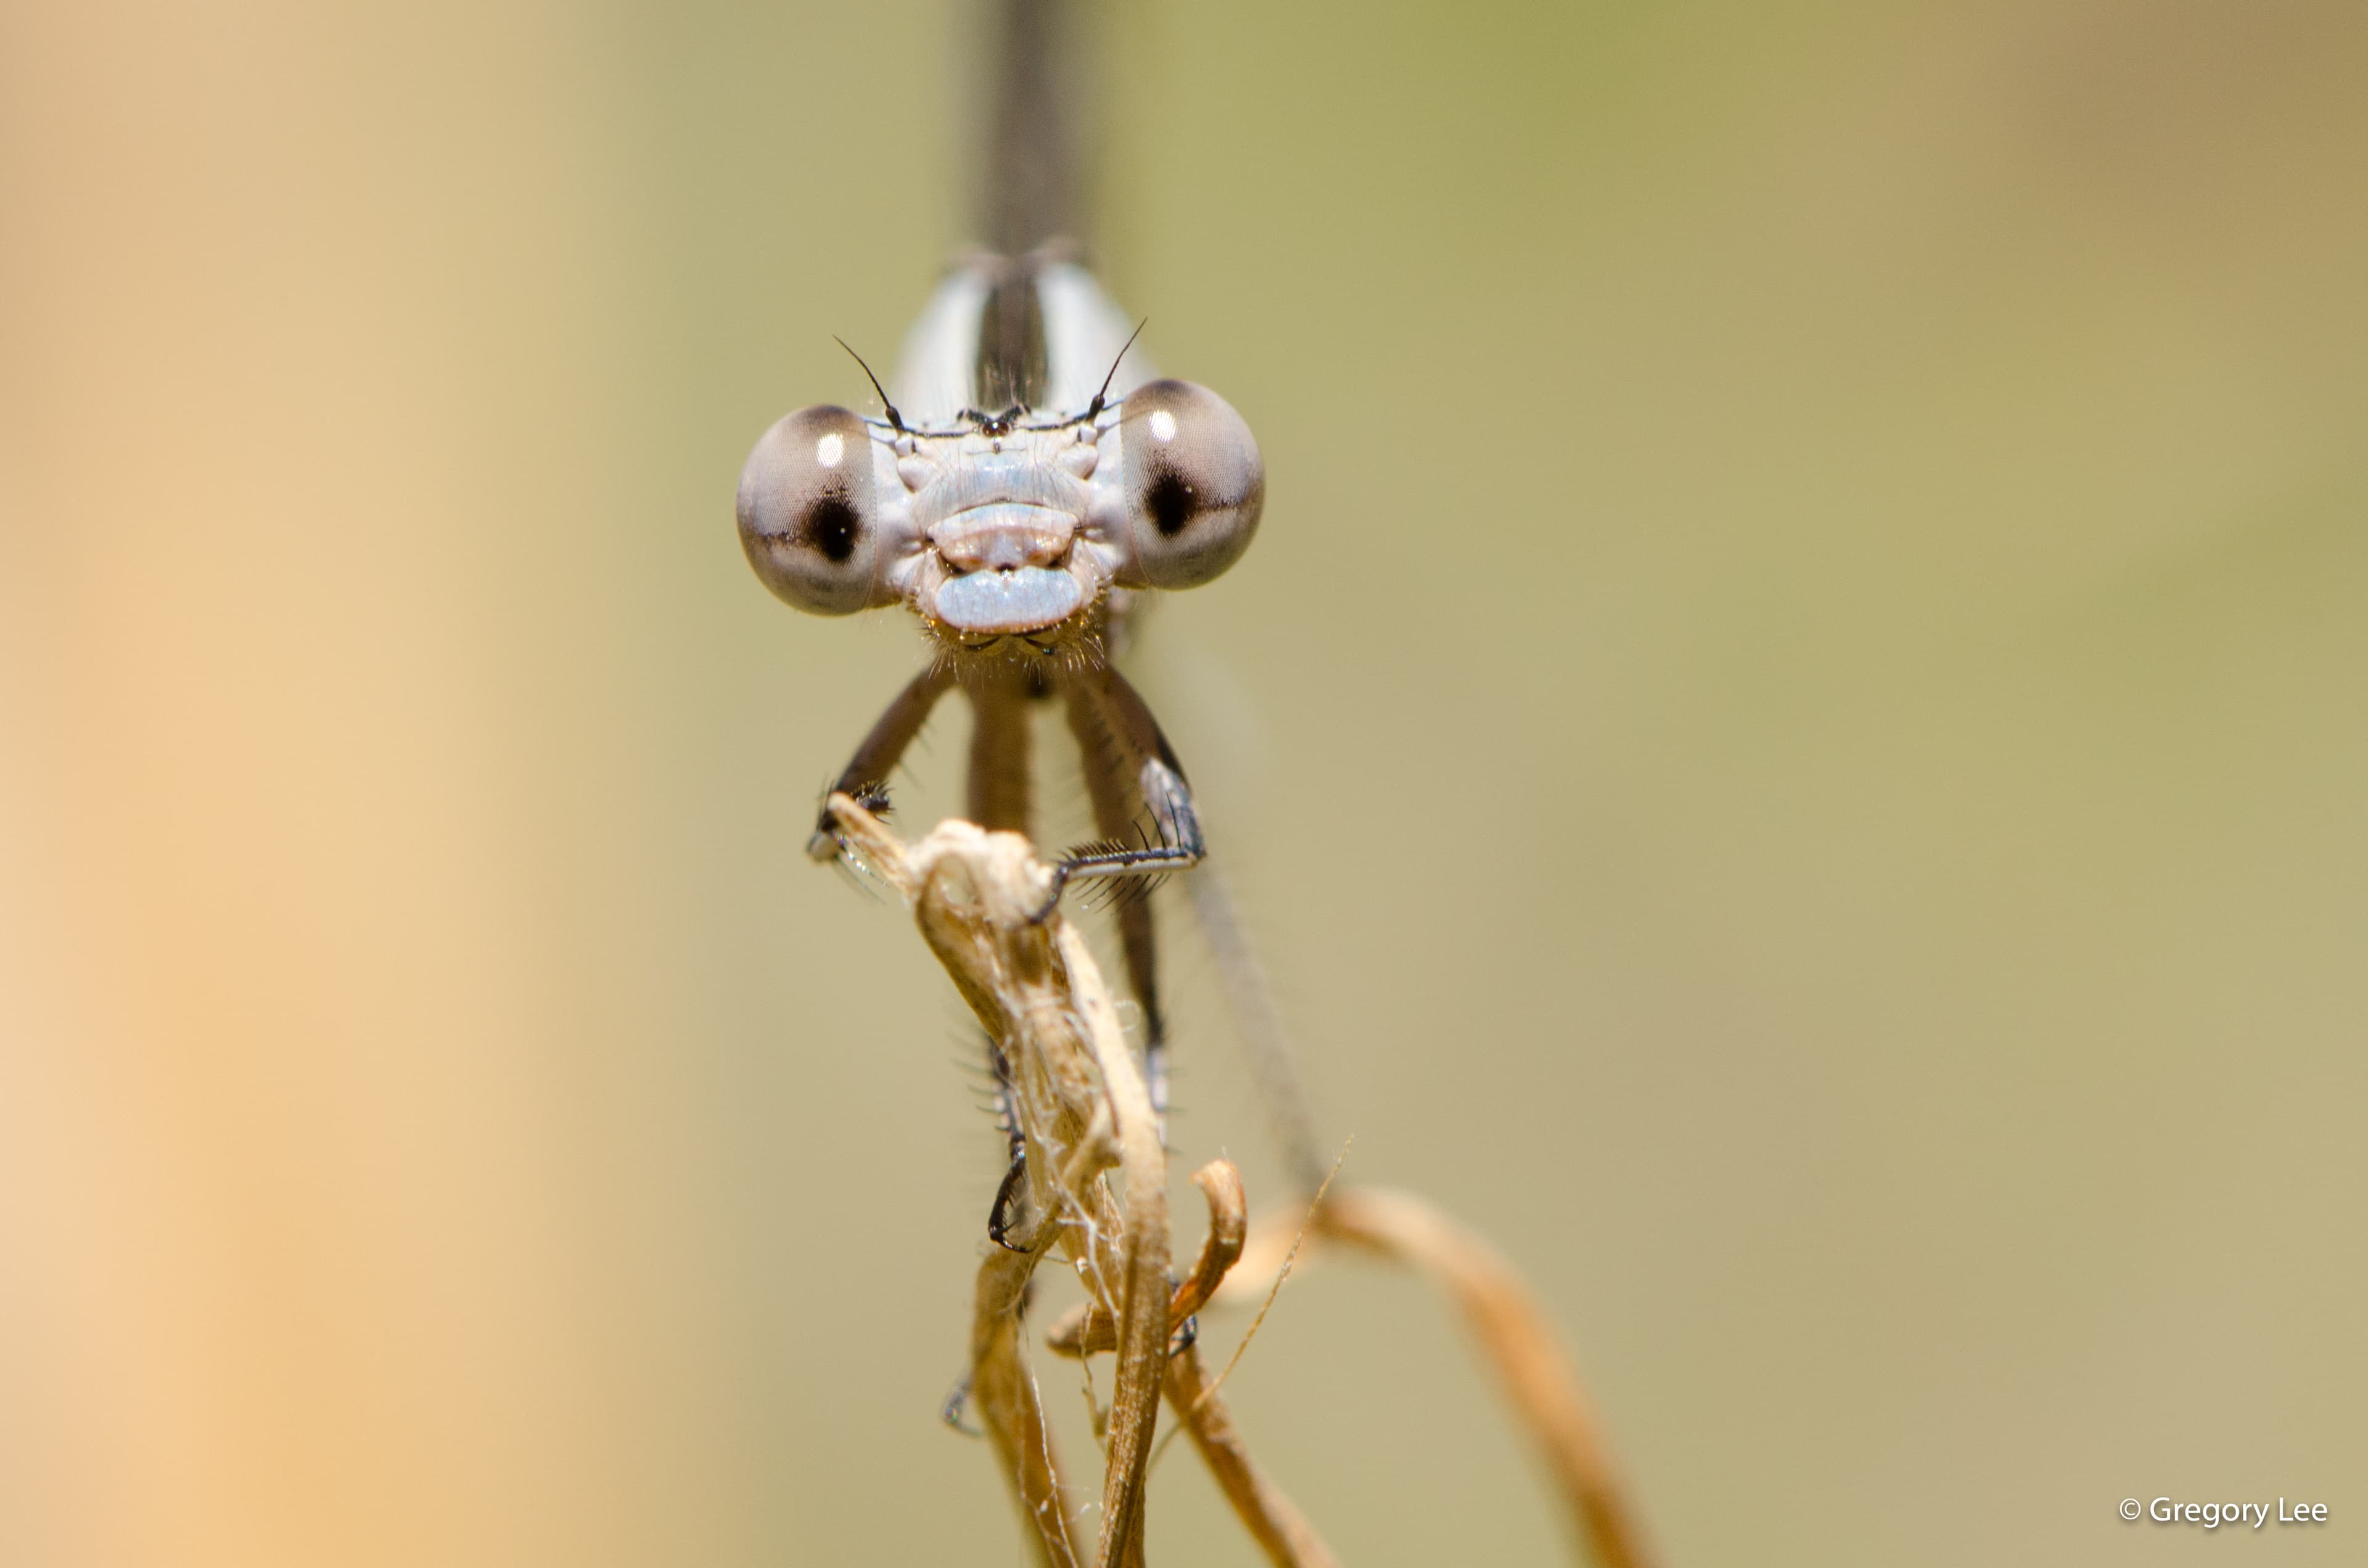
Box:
left=739, top=258, right=1265, bottom=655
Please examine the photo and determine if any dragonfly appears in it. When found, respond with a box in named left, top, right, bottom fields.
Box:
left=735, top=0, right=1321, bottom=1239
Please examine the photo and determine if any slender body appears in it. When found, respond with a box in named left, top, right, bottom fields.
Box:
left=738, top=0, right=1320, bottom=1223
left=743, top=240, right=1255, bottom=1099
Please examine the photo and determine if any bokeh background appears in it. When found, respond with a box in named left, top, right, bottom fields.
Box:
left=4, top=1, right=2363, bottom=1563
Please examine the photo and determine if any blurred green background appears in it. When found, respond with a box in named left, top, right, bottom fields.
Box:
left=3, top=1, right=2363, bottom=1564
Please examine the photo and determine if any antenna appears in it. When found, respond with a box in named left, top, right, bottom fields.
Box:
left=1084, top=318, right=1148, bottom=422
left=834, top=336, right=906, bottom=435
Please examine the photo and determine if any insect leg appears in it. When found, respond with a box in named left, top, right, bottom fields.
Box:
left=1045, top=665, right=1204, bottom=909
left=983, top=1030, right=1034, bottom=1251
left=964, top=665, right=1038, bottom=836
left=807, top=665, right=957, bottom=860
left=1059, top=666, right=1206, bottom=1117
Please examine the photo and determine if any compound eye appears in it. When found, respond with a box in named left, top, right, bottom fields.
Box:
left=1115, top=379, right=1264, bottom=589
left=736, top=405, right=887, bottom=615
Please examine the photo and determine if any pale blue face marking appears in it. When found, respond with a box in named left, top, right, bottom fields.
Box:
left=932, top=564, right=1084, bottom=633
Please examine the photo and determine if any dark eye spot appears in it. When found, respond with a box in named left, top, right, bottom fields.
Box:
left=803, top=495, right=861, bottom=563
left=1145, top=470, right=1198, bottom=538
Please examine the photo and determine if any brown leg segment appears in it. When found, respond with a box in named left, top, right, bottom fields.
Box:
left=1061, top=668, right=1185, bottom=1117
left=807, top=664, right=956, bottom=860
left=967, top=667, right=1038, bottom=837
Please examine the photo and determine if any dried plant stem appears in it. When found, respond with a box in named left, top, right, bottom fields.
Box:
left=1048, top=1159, right=1248, bottom=1360
left=826, top=795, right=1646, bottom=1568
left=1055, top=918, right=1169, bottom=1568
left=1312, top=1187, right=1660, bottom=1568
left=1053, top=1162, right=1339, bottom=1568
left=829, top=795, right=1178, bottom=1568
left=971, top=1244, right=1079, bottom=1568
left=1162, top=1341, right=1340, bottom=1568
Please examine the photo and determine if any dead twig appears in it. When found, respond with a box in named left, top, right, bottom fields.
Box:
left=1046, top=1159, right=1246, bottom=1359
left=971, top=1242, right=1079, bottom=1568
left=1162, top=1337, right=1339, bottom=1568
left=1053, top=1160, right=1338, bottom=1568
left=827, top=793, right=1178, bottom=1568
left=1308, top=1186, right=1661, bottom=1568
left=1183, top=1143, right=1347, bottom=1426
left=827, top=792, right=1653, bottom=1568
left=1056, top=918, right=1168, bottom=1568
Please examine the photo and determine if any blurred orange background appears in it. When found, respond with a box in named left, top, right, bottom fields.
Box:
left=3, top=1, right=2363, bottom=1564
